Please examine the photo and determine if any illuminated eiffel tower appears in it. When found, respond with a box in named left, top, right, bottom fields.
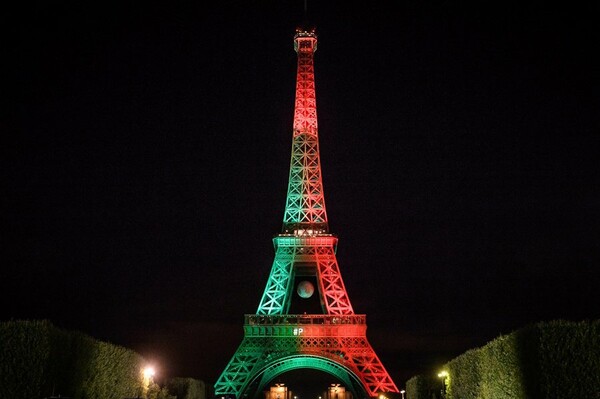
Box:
left=214, top=26, right=399, bottom=399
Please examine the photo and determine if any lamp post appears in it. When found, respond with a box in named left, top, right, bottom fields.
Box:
left=437, top=371, right=448, bottom=398
left=142, top=366, right=155, bottom=399
left=400, top=390, right=405, bottom=399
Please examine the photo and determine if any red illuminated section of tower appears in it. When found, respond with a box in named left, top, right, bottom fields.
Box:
left=283, top=28, right=328, bottom=234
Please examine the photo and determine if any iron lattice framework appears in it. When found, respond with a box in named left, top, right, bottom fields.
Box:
left=214, top=27, right=398, bottom=399
left=283, top=29, right=327, bottom=235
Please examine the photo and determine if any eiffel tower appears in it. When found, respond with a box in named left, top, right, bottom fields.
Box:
left=213, top=26, right=399, bottom=399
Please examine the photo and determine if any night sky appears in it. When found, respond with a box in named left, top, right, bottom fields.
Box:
left=4, top=0, right=599, bottom=395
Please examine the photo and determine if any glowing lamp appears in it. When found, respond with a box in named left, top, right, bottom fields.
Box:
left=143, top=366, right=156, bottom=378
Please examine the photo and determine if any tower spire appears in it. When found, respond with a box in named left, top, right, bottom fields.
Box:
left=283, top=26, right=327, bottom=234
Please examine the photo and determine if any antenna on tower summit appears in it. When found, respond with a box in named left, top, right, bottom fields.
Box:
left=300, top=0, right=314, bottom=33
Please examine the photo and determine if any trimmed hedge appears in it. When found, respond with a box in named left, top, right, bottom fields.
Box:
left=406, top=374, right=440, bottom=399
left=537, top=320, right=600, bottom=398
left=0, top=319, right=52, bottom=398
left=478, top=328, right=531, bottom=398
left=166, top=377, right=208, bottom=399
left=407, top=319, right=600, bottom=399
left=445, top=348, right=481, bottom=399
left=0, top=319, right=146, bottom=399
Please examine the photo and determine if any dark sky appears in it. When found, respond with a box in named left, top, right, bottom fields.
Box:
left=4, top=0, right=599, bottom=394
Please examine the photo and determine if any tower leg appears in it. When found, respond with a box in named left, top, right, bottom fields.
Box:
left=256, top=245, right=296, bottom=315
left=214, top=325, right=399, bottom=399
left=213, top=337, right=265, bottom=398
left=315, top=246, right=354, bottom=314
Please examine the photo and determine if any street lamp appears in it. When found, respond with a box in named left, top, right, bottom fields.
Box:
left=141, top=366, right=156, bottom=399
left=400, top=390, right=405, bottom=399
left=143, top=366, right=155, bottom=379
left=437, top=371, right=448, bottom=398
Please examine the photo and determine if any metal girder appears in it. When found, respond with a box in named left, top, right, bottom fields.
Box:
left=256, top=245, right=295, bottom=315
left=315, top=246, right=354, bottom=315
left=283, top=133, right=327, bottom=231
left=256, top=236, right=353, bottom=315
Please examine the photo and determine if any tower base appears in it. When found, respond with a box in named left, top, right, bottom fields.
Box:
left=214, top=315, right=398, bottom=399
